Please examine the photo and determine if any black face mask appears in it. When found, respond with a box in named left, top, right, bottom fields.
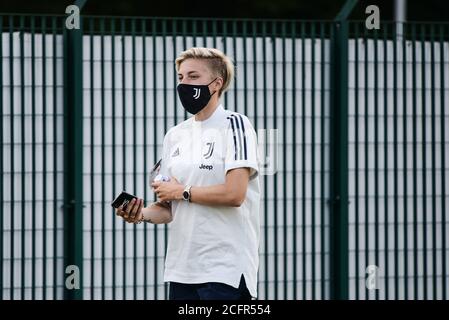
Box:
left=177, top=78, right=217, bottom=115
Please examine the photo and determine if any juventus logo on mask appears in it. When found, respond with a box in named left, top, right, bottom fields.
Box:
left=177, top=78, right=218, bottom=115
left=193, top=88, right=201, bottom=99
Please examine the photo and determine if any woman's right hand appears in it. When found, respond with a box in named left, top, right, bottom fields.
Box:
left=116, top=198, right=144, bottom=224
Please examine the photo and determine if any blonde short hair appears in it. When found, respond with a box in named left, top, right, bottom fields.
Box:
left=175, top=47, right=234, bottom=97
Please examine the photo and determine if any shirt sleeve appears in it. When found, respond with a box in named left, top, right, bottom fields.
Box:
left=224, top=114, right=259, bottom=180
left=158, top=132, right=170, bottom=178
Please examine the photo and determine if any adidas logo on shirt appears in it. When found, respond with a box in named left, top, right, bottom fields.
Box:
left=172, top=147, right=180, bottom=157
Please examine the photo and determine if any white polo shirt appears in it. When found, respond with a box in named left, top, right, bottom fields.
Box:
left=159, top=104, right=260, bottom=298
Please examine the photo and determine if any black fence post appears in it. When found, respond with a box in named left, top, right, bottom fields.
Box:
left=63, top=1, right=86, bottom=300
left=329, top=0, right=358, bottom=300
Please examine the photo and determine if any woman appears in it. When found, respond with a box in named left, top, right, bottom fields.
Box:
left=116, top=47, right=260, bottom=300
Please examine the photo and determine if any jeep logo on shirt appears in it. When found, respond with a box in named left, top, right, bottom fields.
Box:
left=199, top=164, right=213, bottom=170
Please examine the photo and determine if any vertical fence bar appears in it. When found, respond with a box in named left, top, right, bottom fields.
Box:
left=281, top=21, right=288, bottom=299
left=363, top=20, right=369, bottom=301
left=291, top=20, right=298, bottom=300
left=152, top=18, right=159, bottom=300
left=402, top=22, right=409, bottom=300
left=251, top=20, right=261, bottom=296
left=120, top=17, right=127, bottom=299
left=41, top=16, right=48, bottom=300
left=222, top=21, right=228, bottom=115
left=100, top=17, right=107, bottom=300
left=51, top=16, right=58, bottom=299
left=261, top=20, right=268, bottom=299
left=318, top=22, right=326, bottom=300
left=393, top=21, right=399, bottom=300
left=202, top=20, right=207, bottom=46
left=172, top=19, right=178, bottom=131
left=142, top=18, right=148, bottom=301
left=411, top=23, right=418, bottom=300
left=8, top=15, right=15, bottom=300
left=63, top=11, right=84, bottom=300
left=373, top=26, right=379, bottom=301
left=311, top=21, right=316, bottom=300
left=439, top=24, right=447, bottom=301
left=212, top=20, right=217, bottom=48
left=31, top=15, right=37, bottom=300
left=353, top=21, right=360, bottom=300
left=420, top=24, right=428, bottom=300
left=110, top=18, right=117, bottom=300
left=20, top=15, right=25, bottom=300
left=88, top=18, right=95, bottom=299
left=271, top=21, right=279, bottom=300
left=192, top=19, right=197, bottom=47
left=131, top=17, right=138, bottom=300
left=383, top=23, right=389, bottom=300
left=329, top=18, right=349, bottom=300
left=429, top=23, right=437, bottom=300
left=232, top=20, right=237, bottom=112
left=301, top=21, right=306, bottom=300
left=252, top=20, right=258, bottom=133
left=243, top=21, right=248, bottom=117
left=319, top=21, right=326, bottom=300
left=440, top=25, right=448, bottom=300
left=182, top=18, right=187, bottom=50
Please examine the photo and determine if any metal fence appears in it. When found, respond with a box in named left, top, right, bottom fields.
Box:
left=347, top=21, right=449, bottom=300
left=0, top=14, right=448, bottom=300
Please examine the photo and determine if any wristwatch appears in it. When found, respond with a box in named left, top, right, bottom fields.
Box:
left=182, top=185, right=192, bottom=202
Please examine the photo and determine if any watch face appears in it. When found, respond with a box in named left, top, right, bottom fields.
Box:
left=183, top=191, right=188, bottom=200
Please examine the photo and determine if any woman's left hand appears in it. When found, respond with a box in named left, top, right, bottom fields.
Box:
left=151, top=177, right=184, bottom=202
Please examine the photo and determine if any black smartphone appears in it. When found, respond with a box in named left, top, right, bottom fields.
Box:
left=111, top=191, right=138, bottom=210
